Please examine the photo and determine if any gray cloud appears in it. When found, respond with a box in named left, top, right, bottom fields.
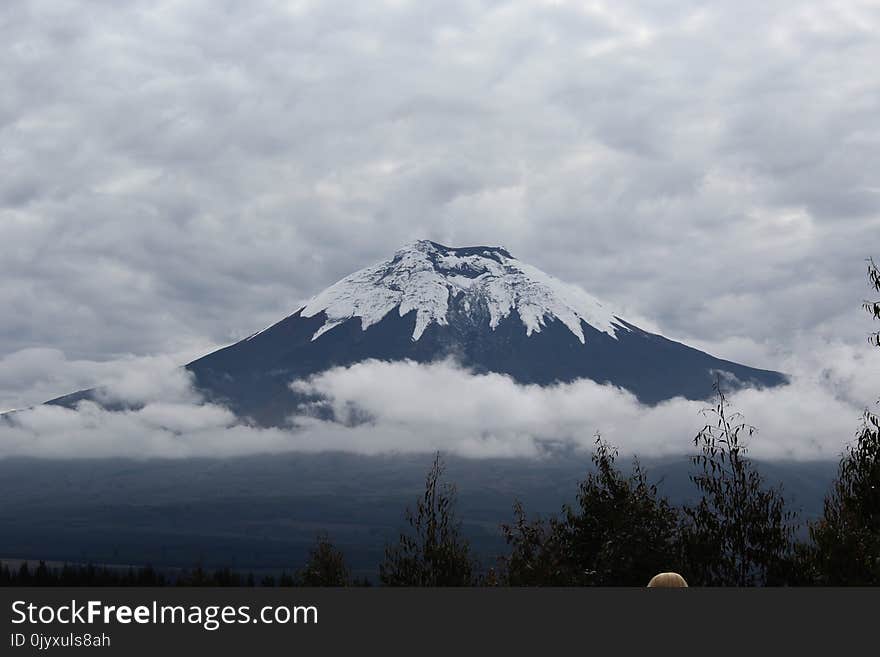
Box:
left=0, top=347, right=211, bottom=413
left=1, top=1, right=879, bottom=426
left=1, top=344, right=876, bottom=460
left=288, top=350, right=878, bottom=461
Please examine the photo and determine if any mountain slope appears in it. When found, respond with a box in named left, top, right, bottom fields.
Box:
left=182, top=240, right=787, bottom=426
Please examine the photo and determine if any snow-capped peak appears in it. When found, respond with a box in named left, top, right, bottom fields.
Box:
left=301, top=240, right=628, bottom=343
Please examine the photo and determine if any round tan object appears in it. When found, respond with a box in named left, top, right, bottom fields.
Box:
left=647, top=572, right=688, bottom=587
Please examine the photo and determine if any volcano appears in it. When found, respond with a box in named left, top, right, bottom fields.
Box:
left=44, top=240, right=786, bottom=426
left=103, top=239, right=786, bottom=426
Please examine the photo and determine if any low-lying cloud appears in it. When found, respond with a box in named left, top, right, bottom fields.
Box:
left=1, top=337, right=877, bottom=461
left=0, top=346, right=214, bottom=413
left=290, top=354, right=872, bottom=461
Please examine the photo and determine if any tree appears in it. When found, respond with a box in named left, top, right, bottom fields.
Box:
left=565, top=439, right=682, bottom=585
left=297, top=533, right=351, bottom=586
left=808, top=258, right=880, bottom=584
left=682, top=385, right=796, bottom=586
left=866, top=257, right=880, bottom=347
left=501, top=502, right=571, bottom=586
left=502, top=437, right=681, bottom=586
left=380, top=453, right=476, bottom=586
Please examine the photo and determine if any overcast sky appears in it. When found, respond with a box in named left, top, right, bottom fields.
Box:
left=2, top=1, right=879, bottom=443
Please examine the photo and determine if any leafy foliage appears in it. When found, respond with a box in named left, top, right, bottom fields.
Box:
left=682, top=385, right=796, bottom=585
left=502, top=437, right=680, bottom=586
left=501, top=502, right=571, bottom=586
left=380, top=453, right=476, bottom=586
left=808, top=258, right=880, bottom=584
left=865, top=257, right=880, bottom=347
left=808, top=414, right=880, bottom=584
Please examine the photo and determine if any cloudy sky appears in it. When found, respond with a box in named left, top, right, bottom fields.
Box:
left=2, top=1, right=879, bottom=458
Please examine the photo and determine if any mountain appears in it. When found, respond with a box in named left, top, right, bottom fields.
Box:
left=167, top=240, right=784, bottom=426
left=37, top=240, right=786, bottom=426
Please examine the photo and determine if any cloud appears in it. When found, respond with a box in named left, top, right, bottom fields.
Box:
left=2, top=337, right=877, bottom=460
left=1, top=0, right=879, bottom=379
left=1, top=1, right=879, bottom=461
left=290, top=352, right=875, bottom=461
left=0, top=347, right=213, bottom=413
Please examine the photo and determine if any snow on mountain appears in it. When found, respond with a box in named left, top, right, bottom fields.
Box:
left=36, top=239, right=789, bottom=427
left=301, top=240, right=628, bottom=343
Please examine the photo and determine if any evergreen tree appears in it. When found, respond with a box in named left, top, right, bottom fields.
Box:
left=297, top=533, right=351, bottom=586
left=17, top=562, right=31, bottom=585
left=380, top=453, right=476, bottom=586
left=0, top=562, right=11, bottom=585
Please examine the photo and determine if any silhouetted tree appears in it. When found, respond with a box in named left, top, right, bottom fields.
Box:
left=866, top=257, right=880, bottom=347
left=501, top=502, right=570, bottom=585
left=380, top=453, right=476, bottom=586
left=297, top=533, right=351, bottom=586
left=682, top=385, right=796, bottom=585
left=17, top=562, right=32, bottom=585
left=502, top=437, right=681, bottom=585
left=808, top=414, right=880, bottom=584
left=808, top=258, right=880, bottom=584
left=565, top=439, right=682, bottom=585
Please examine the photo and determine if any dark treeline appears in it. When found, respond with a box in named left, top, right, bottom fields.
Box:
left=4, top=260, right=880, bottom=587
left=1, top=534, right=371, bottom=587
